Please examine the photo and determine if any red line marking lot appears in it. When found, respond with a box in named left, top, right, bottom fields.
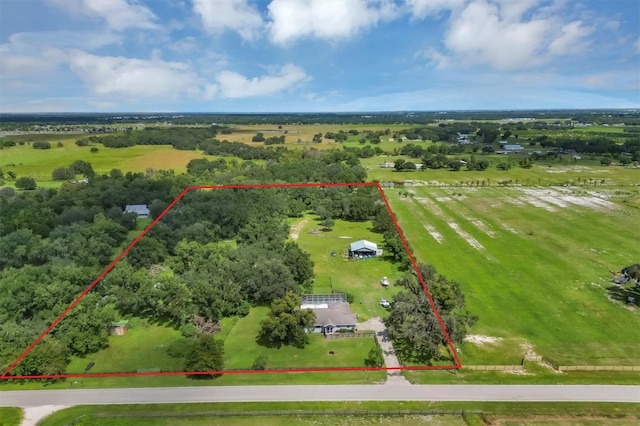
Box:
left=1, top=182, right=461, bottom=380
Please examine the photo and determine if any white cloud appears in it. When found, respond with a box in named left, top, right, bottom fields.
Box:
left=268, top=0, right=399, bottom=45
left=192, top=0, right=263, bottom=41
left=443, top=0, right=550, bottom=70
left=48, top=0, right=158, bottom=31
left=548, top=21, right=592, bottom=55
left=405, top=0, right=465, bottom=19
left=66, top=51, right=308, bottom=102
left=421, top=0, right=595, bottom=71
left=68, top=52, right=207, bottom=100
left=216, top=64, right=310, bottom=98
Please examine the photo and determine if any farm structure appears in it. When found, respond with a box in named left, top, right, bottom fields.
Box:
left=107, top=320, right=129, bottom=336
left=301, top=293, right=357, bottom=335
left=349, top=239, right=381, bottom=258
left=124, top=204, right=150, bottom=218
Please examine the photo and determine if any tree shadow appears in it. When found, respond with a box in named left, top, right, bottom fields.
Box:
left=607, top=283, right=640, bottom=307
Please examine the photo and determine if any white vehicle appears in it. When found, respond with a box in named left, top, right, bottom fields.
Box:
left=380, top=276, right=389, bottom=287
left=379, top=298, right=390, bottom=308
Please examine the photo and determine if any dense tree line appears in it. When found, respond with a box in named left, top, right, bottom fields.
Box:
left=0, top=149, right=379, bottom=377
left=386, top=264, right=476, bottom=364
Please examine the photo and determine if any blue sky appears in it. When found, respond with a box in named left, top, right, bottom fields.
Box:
left=0, top=0, right=638, bottom=112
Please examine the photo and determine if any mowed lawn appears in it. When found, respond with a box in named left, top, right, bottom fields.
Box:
left=386, top=185, right=640, bottom=366
left=66, top=321, right=183, bottom=374
left=292, top=216, right=405, bottom=320
left=221, top=307, right=379, bottom=371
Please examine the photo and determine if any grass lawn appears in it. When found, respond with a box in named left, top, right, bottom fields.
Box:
left=66, top=320, right=183, bottom=374
left=38, top=402, right=640, bottom=426
left=222, top=307, right=380, bottom=370
left=386, top=185, right=640, bottom=367
left=0, top=407, right=22, bottom=426
left=292, top=215, right=405, bottom=321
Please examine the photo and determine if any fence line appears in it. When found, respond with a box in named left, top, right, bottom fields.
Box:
left=325, top=332, right=376, bottom=339
left=557, top=365, right=640, bottom=372
left=464, top=365, right=523, bottom=371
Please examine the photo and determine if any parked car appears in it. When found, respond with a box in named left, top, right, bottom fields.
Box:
left=379, top=298, right=390, bottom=308
left=380, top=276, right=389, bottom=287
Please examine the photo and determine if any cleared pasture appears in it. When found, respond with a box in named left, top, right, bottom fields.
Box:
left=292, top=216, right=405, bottom=321
left=386, top=185, right=640, bottom=366
left=0, top=139, right=210, bottom=184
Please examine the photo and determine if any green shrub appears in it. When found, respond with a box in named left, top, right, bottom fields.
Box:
left=181, top=323, right=198, bottom=338
left=251, top=354, right=268, bottom=370
left=32, top=141, right=51, bottom=149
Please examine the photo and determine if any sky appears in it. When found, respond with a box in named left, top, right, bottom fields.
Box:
left=0, top=0, right=639, bottom=112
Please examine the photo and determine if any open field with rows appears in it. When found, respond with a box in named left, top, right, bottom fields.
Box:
left=386, top=184, right=640, bottom=368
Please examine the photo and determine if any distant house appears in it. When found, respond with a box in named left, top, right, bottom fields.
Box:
left=301, top=293, right=357, bottom=335
left=124, top=204, right=150, bottom=218
left=379, top=162, right=395, bottom=168
left=349, top=239, right=380, bottom=258
left=503, top=144, right=523, bottom=151
left=108, top=320, right=129, bottom=336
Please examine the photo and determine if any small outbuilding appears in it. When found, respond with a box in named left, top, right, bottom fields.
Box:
left=349, top=240, right=379, bottom=258
left=124, top=204, right=150, bottom=218
left=108, top=320, right=129, bottom=336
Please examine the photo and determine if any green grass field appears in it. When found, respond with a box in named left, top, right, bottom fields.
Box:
left=292, top=215, right=404, bottom=320
left=66, top=320, right=183, bottom=374
left=0, top=138, right=210, bottom=185
left=0, top=407, right=22, bottom=426
left=38, top=402, right=640, bottom=426
left=385, top=185, right=640, bottom=367
left=222, top=307, right=380, bottom=370
left=361, top=155, right=640, bottom=186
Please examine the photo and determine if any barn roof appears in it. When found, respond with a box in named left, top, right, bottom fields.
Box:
left=350, top=240, right=378, bottom=252
left=124, top=204, right=150, bottom=216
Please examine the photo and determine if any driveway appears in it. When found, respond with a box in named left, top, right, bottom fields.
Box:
left=358, top=317, right=410, bottom=385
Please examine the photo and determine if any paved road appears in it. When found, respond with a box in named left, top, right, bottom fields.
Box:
left=2, top=385, right=639, bottom=407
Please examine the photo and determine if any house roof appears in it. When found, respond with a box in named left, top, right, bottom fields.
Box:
left=504, top=144, right=523, bottom=150
left=307, top=302, right=357, bottom=327
left=124, top=204, right=150, bottom=215
left=350, top=240, right=378, bottom=252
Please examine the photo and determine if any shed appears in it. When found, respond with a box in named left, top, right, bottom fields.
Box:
left=108, top=320, right=129, bottom=336
left=124, top=204, right=150, bottom=218
left=349, top=240, right=378, bottom=258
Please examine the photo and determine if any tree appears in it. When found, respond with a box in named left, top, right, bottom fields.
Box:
left=15, top=177, right=36, bottom=190
left=32, top=141, right=51, bottom=149
left=184, top=335, right=224, bottom=378
left=386, top=263, right=474, bottom=364
left=259, top=291, right=315, bottom=348
left=321, top=218, right=334, bottom=231
left=52, top=167, right=74, bottom=181
left=9, top=336, right=68, bottom=378
left=69, top=160, right=95, bottom=178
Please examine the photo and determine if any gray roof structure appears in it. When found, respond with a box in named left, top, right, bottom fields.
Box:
left=307, top=302, right=357, bottom=327
left=124, top=204, right=150, bottom=217
left=349, top=240, right=378, bottom=252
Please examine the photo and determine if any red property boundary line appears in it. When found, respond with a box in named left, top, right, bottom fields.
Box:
left=1, top=182, right=462, bottom=380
